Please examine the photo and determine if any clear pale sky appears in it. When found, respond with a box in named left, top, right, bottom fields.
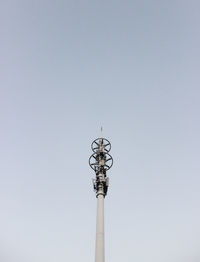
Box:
left=0, top=1, right=200, bottom=262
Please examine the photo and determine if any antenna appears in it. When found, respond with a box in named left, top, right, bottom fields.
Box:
left=89, top=136, right=113, bottom=262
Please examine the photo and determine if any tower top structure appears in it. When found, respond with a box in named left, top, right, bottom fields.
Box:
left=89, top=137, right=113, bottom=197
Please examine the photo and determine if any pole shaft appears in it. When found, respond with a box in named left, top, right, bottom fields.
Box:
left=95, top=193, right=104, bottom=262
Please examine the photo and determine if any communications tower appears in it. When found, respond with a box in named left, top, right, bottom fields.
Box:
left=89, top=134, right=113, bottom=262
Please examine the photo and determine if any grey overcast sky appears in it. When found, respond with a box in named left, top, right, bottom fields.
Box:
left=0, top=0, right=200, bottom=262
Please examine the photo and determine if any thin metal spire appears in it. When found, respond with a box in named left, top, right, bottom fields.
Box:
left=100, top=127, right=103, bottom=139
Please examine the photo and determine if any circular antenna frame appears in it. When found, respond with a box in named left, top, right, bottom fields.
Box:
left=89, top=152, right=113, bottom=171
left=91, top=138, right=111, bottom=153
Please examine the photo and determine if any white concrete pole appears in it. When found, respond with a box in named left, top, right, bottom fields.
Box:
left=95, top=192, right=105, bottom=262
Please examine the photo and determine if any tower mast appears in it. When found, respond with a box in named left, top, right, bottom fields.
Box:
left=89, top=135, right=113, bottom=262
